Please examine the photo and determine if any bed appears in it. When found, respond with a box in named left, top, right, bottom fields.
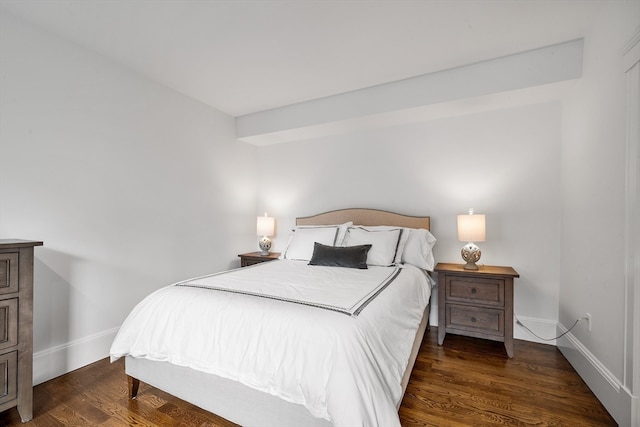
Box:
left=110, top=208, right=436, bottom=426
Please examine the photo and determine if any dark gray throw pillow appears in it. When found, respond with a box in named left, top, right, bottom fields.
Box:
left=308, top=242, right=372, bottom=269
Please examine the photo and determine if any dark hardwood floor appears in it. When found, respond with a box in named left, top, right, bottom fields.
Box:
left=0, top=328, right=616, bottom=426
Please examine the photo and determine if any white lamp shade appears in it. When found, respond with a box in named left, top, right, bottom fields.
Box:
left=256, top=215, right=275, bottom=236
left=457, top=214, right=486, bottom=242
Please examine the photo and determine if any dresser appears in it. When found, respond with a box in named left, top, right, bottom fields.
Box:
left=0, top=239, right=42, bottom=422
left=435, top=263, right=519, bottom=357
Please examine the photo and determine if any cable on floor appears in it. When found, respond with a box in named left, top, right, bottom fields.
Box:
left=514, top=315, right=585, bottom=341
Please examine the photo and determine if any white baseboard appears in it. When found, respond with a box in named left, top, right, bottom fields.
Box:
left=556, top=322, right=633, bottom=427
left=513, top=315, right=559, bottom=345
left=33, top=327, right=119, bottom=385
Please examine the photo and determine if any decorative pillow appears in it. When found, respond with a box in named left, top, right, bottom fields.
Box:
left=281, top=226, right=341, bottom=261
left=401, top=228, right=437, bottom=271
left=344, top=227, right=403, bottom=266
left=308, top=242, right=371, bottom=269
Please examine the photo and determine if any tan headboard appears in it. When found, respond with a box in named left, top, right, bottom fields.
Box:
left=296, top=208, right=430, bottom=230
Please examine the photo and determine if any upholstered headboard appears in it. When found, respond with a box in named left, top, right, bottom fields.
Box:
left=296, top=208, right=430, bottom=230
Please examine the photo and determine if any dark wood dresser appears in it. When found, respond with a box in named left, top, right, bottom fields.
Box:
left=0, top=239, right=43, bottom=422
left=435, top=262, right=519, bottom=357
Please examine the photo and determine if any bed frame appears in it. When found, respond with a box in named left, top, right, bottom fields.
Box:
left=126, top=208, right=431, bottom=426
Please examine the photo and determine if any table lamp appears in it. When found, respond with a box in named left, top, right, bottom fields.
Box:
left=457, top=208, right=486, bottom=270
left=256, top=213, right=275, bottom=255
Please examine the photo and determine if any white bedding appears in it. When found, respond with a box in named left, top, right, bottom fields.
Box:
left=110, top=260, right=432, bottom=426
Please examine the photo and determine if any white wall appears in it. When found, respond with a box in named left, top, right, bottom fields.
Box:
left=558, top=1, right=639, bottom=425
left=258, top=101, right=562, bottom=332
left=0, top=12, right=257, bottom=383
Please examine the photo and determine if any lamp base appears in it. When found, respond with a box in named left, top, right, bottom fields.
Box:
left=461, top=242, right=481, bottom=270
left=258, top=236, right=272, bottom=256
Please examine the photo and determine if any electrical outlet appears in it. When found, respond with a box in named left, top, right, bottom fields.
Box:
left=586, top=313, right=592, bottom=332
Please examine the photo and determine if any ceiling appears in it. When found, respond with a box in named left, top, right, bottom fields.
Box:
left=0, top=0, right=606, bottom=117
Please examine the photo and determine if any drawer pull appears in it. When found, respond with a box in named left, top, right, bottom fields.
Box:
left=471, top=317, right=477, bottom=323
left=471, top=288, right=477, bottom=294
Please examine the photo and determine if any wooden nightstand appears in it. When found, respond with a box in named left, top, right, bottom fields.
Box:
left=435, top=263, right=519, bottom=357
left=238, top=252, right=281, bottom=267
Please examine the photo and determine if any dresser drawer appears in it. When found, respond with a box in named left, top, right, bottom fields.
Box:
left=446, top=276, right=505, bottom=307
left=0, top=253, right=18, bottom=296
left=446, top=304, right=505, bottom=337
left=0, top=299, right=18, bottom=352
left=0, top=351, right=17, bottom=405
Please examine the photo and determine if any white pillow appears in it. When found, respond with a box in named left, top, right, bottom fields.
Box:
left=281, top=223, right=351, bottom=261
left=401, top=228, right=437, bottom=271
left=345, top=227, right=403, bottom=266
left=334, top=221, right=353, bottom=246
left=343, top=225, right=408, bottom=264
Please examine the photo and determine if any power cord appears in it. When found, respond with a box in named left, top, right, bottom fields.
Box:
left=515, top=315, right=587, bottom=341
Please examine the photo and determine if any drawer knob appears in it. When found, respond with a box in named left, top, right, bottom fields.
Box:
left=471, top=288, right=477, bottom=294
left=471, top=317, right=477, bottom=323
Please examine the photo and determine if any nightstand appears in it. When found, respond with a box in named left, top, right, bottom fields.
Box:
left=435, top=263, right=519, bottom=357
left=238, top=252, right=281, bottom=267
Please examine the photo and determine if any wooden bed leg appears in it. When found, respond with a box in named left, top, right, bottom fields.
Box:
left=128, top=375, right=140, bottom=399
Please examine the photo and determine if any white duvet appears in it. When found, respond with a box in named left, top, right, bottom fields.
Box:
left=110, top=260, right=432, bottom=426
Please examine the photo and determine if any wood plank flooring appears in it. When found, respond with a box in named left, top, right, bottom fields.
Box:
left=0, top=328, right=616, bottom=426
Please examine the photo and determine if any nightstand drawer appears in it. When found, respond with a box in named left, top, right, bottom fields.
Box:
left=238, top=252, right=281, bottom=267
left=0, top=351, right=18, bottom=405
left=242, top=258, right=268, bottom=267
left=0, top=253, right=19, bottom=295
left=446, top=276, right=504, bottom=307
left=446, top=304, right=504, bottom=337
